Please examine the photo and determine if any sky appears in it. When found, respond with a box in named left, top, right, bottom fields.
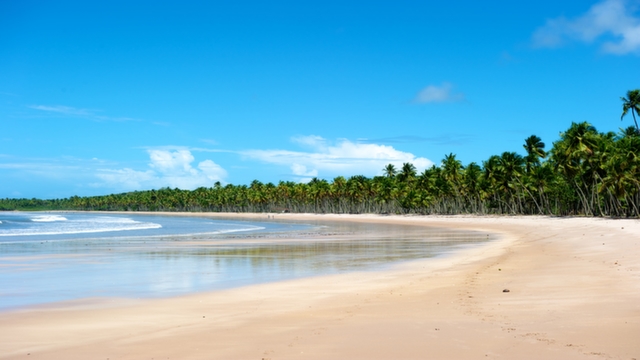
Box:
left=1, top=0, right=639, bottom=199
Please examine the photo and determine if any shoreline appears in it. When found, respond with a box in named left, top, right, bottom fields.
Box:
left=1, top=213, right=638, bottom=359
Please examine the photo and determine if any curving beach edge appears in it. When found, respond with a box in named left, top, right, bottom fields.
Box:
left=1, top=214, right=638, bottom=359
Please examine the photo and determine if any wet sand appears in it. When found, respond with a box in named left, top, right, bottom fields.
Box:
left=1, top=214, right=638, bottom=359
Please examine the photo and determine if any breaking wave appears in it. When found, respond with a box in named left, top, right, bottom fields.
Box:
left=0, top=214, right=162, bottom=237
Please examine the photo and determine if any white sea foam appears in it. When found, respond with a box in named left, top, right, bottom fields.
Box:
left=214, top=226, right=266, bottom=234
left=0, top=215, right=162, bottom=237
left=182, top=225, right=266, bottom=237
left=31, top=215, right=68, bottom=222
left=0, top=214, right=271, bottom=240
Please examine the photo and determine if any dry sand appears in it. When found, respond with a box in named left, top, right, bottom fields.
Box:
left=1, top=214, right=639, bottom=359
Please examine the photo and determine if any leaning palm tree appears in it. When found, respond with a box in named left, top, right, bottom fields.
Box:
left=621, top=89, right=640, bottom=132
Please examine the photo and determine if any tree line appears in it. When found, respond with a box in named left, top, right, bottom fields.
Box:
left=2, top=90, right=639, bottom=217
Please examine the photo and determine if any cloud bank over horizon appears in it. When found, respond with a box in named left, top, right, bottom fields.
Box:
left=242, top=136, right=434, bottom=182
left=96, top=149, right=227, bottom=191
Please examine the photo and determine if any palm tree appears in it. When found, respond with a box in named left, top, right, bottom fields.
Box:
left=600, top=131, right=640, bottom=216
left=621, top=125, right=640, bottom=138
left=551, top=122, right=598, bottom=179
left=347, top=175, right=368, bottom=213
left=551, top=122, right=603, bottom=215
left=383, top=164, right=397, bottom=178
left=440, top=154, right=463, bottom=210
left=528, top=163, right=555, bottom=213
left=462, top=162, right=482, bottom=212
left=496, top=152, right=526, bottom=213
left=523, top=135, right=546, bottom=174
left=621, top=89, right=640, bottom=132
left=442, top=153, right=462, bottom=184
left=397, top=163, right=417, bottom=183
left=482, top=155, right=501, bottom=212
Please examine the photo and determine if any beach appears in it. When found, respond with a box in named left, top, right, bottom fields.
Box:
left=1, top=214, right=638, bottom=359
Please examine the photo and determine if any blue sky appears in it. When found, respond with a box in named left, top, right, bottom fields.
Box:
left=1, top=0, right=639, bottom=199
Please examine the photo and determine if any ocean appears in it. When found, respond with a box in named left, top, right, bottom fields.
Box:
left=0, top=212, right=273, bottom=240
left=0, top=212, right=492, bottom=310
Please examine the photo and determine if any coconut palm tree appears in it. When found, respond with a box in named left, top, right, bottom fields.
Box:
left=496, top=152, right=526, bottom=213
left=397, top=163, right=417, bottom=183
left=621, top=89, right=640, bottom=132
left=462, top=162, right=482, bottom=212
left=442, top=153, right=462, bottom=184
left=551, top=122, right=604, bottom=215
left=600, top=131, right=640, bottom=216
left=523, top=135, right=546, bottom=174
left=551, top=122, right=598, bottom=179
left=621, top=125, right=639, bottom=138
left=383, top=164, right=397, bottom=178
left=528, top=163, right=555, bottom=213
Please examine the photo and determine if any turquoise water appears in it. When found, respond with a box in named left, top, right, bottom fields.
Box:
left=0, top=212, right=492, bottom=310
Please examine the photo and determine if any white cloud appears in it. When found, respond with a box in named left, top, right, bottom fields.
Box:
left=413, top=83, right=464, bottom=103
left=198, top=160, right=227, bottom=182
left=291, top=135, right=327, bottom=149
left=532, top=0, right=640, bottom=54
left=199, top=138, right=218, bottom=145
left=29, top=105, right=140, bottom=122
left=95, top=168, right=156, bottom=190
left=30, top=105, right=94, bottom=116
left=242, top=136, right=434, bottom=180
left=290, top=163, right=319, bottom=183
left=96, top=149, right=227, bottom=191
left=290, top=163, right=316, bottom=177
left=148, top=149, right=197, bottom=175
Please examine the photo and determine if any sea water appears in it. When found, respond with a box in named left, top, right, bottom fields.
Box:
left=0, top=212, right=267, bottom=240
left=0, top=212, right=493, bottom=310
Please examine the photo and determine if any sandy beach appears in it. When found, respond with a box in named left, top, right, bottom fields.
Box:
left=1, top=213, right=638, bottom=359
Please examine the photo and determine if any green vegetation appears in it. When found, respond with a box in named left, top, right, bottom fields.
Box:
left=3, top=122, right=639, bottom=217
left=2, top=91, right=639, bottom=218
left=621, top=89, right=640, bottom=132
